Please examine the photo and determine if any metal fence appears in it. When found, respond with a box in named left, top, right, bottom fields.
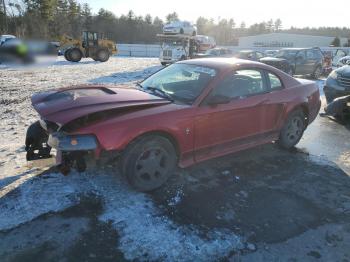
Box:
left=117, top=44, right=350, bottom=58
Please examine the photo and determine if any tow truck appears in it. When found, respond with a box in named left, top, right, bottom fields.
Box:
left=157, top=34, right=198, bottom=65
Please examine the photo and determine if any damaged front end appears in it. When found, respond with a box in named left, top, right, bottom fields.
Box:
left=324, top=95, right=350, bottom=122
left=25, top=120, right=98, bottom=174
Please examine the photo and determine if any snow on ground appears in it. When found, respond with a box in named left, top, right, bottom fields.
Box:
left=0, top=56, right=244, bottom=260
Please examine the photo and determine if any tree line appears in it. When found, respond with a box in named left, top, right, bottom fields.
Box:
left=0, top=0, right=349, bottom=46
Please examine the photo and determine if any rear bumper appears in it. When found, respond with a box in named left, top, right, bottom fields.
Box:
left=324, top=85, right=350, bottom=103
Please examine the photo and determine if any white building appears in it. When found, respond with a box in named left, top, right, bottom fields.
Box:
left=238, top=33, right=348, bottom=48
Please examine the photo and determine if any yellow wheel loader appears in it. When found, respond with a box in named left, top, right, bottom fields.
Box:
left=60, top=31, right=117, bottom=62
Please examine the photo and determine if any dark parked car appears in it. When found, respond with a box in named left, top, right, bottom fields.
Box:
left=260, top=48, right=324, bottom=79
left=324, top=64, right=350, bottom=103
left=25, top=58, right=320, bottom=191
left=195, top=48, right=233, bottom=58
left=235, top=50, right=265, bottom=61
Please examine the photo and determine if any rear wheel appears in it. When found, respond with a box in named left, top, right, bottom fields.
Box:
left=121, top=135, right=177, bottom=192
left=312, top=65, right=322, bottom=79
left=69, top=48, right=82, bottom=62
left=96, top=49, right=110, bottom=62
left=278, top=109, right=306, bottom=149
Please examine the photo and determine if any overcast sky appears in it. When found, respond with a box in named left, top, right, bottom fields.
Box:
left=78, top=0, right=348, bottom=28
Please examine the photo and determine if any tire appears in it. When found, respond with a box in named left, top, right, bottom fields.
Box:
left=180, top=28, right=184, bottom=34
left=278, top=109, right=306, bottom=149
left=312, top=65, right=322, bottom=79
left=69, top=48, right=82, bottom=62
left=180, top=55, right=186, bottom=61
left=64, top=49, right=72, bottom=61
left=161, top=62, right=167, bottom=66
left=121, top=135, right=177, bottom=192
left=96, top=49, right=110, bottom=62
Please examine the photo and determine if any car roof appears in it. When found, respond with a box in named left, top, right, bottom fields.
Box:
left=239, top=50, right=255, bottom=53
left=281, top=47, right=320, bottom=51
left=178, top=57, right=262, bottom=70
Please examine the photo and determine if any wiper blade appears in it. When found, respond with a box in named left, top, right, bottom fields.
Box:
left=136, top=82, right=143, bottom=89
left=146, top=87, right=174, bottom=102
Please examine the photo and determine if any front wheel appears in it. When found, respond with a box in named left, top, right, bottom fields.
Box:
left=96, top=49, right=110, bottom=62
left=278, top=110, right=306, bottom=149
left=64, top=49, right=72, bottom=61
left=69, top=48, right=82, bottom=62
left=121, top=135, right=177, bottom=192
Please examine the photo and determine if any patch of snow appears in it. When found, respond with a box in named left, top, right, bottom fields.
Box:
left=0, top=171, right=91, bottom=231
left=221, top=170, right=231, bottom=176
left=167, top=188, right=184, bottom=206
left=93, top=170, right=244, bottom=261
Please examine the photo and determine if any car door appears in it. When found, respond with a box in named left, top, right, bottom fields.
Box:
left=333, top=49, right=347, bottom=66
left=295, top=50, right=307, bottom=75
left=305, top=49, right=317, bottom=74
left=194, top=68, right=278, bottom=162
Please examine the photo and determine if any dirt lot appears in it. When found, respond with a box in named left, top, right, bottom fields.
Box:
left=0, top=57, right=350, bottom=261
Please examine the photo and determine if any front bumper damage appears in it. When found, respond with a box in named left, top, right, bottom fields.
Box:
left=25, top=121, right=98, bottom=174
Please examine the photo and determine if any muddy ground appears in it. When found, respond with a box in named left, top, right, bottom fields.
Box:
left=0, top=57, right=350, bottom=261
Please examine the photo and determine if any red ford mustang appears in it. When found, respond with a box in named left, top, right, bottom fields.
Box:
left=26, top=58, right=321, bottom=191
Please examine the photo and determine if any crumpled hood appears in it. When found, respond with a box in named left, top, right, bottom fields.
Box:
left=31, top=85, right=171, bottom=125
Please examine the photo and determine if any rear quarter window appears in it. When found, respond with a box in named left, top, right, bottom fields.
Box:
left=268, top=73, right=283, bottom=90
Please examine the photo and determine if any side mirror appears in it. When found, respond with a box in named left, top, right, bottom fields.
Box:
left=207, top=95, right=231, bottom=105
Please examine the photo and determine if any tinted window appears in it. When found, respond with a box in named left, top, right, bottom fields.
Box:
left=268, top=73, right=283, bottom=90
left=211, top=69, right=266, bottom=99
left=306, top=50, right=315, bottom=59
left=297, top=50, right=306, bottom=59
left=256, top=52, right=264, bottom=59
left=313, top=50, right=322, bottom=59
left=276, top=50, right=298, bottom=59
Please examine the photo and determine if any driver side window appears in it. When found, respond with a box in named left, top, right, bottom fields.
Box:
left=211, top=69, right=266, bottom=99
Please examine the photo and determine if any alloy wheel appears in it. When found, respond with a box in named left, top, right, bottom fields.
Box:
left=285, top=116, right=304, bottom=144
left=134, top=146, right=170, bottom=188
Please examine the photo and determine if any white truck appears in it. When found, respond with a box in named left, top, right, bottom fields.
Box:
left=157, top=34, right=197, bottom=66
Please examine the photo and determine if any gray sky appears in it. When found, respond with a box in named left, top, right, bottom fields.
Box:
left=78, top=0, right=349, bottom=28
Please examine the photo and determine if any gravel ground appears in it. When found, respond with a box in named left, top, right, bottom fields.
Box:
left=0, top=57, right=350, bottom=261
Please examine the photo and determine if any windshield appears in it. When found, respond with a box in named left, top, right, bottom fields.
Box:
left=140, top=63, right=217, bottom=104
left=162, top=40, right=184, bottom=47
left=276, top=50, right=298, bottom=59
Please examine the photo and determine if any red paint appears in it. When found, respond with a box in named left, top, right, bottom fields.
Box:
left=31, top=58, right=321, bottom=168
